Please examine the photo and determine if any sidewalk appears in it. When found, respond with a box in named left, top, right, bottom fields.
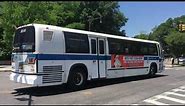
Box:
left=165, top=64, right=179, bottom=68
left=164, top=58, right=182, bottom=68
left=165, top=63, right=185, bottom=69
left=0, top=65, right=12, bottom=72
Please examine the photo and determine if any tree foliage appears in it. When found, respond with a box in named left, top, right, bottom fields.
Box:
left=133, top=15, right=185, bottom=58
left=79, top=1, right=128, bottom=35
left=165, top=32, right=185, bottom=57
left=0, top=1, right=128, bottom=60
left=149, top=16, right=185, bottom=57
left=134, top=33, right=149, bottom=40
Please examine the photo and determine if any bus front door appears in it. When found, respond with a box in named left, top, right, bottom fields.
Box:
left=98, top=38, right=106, bottom=78
left=90, top=38, right=99, bottom=79
left=90, top=37, right=106, bottom=79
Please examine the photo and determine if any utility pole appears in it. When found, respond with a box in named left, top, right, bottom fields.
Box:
left=88, top=13, right=102, bottom=31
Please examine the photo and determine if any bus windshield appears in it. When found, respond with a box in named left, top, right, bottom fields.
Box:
left=13, top=26, right=35, bottom=52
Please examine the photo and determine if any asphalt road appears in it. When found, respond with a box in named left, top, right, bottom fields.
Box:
left=1, top=66, right=185, bottom=105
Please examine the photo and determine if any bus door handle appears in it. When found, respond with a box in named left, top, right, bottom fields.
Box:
left=93, top=60, right=96, bottom=63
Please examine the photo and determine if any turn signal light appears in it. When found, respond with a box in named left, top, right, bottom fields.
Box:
left=28, top=58, right=36, bottom=64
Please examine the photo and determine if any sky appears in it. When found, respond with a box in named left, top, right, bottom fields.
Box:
left=119, top=2, right=185, bottom=37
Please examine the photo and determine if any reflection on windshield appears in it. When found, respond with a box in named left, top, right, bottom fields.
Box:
left=13, top=26, right=35, bottom=52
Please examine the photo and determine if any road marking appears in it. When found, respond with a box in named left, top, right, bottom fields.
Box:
left=139, top=85, right=185, bottom=105
left=143, top=99, right=168, bottom=105
left=164, top=92, right=185, bottom=97
left=172, top=89, right=185, bottom=92
left=157, top=95, right=185, bottom=104
left=179, top=86, right=185, bottom=89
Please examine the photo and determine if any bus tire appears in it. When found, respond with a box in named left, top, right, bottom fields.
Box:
left=67, top=67, right=87, bottom=90
left=148, top=64, right=157, bottom=77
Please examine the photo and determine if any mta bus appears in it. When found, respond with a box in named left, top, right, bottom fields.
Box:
left=10, top=24, right=165, bottom=89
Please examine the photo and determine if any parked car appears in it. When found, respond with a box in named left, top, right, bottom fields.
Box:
left=178, top=56, right=185, bottom=64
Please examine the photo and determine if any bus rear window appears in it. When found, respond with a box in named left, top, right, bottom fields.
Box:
left=13, top=26, right=35, bottom=52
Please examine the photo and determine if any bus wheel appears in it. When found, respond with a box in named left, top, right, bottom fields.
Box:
left=67, top=68, right=87, bottom=90
left=148, top=65, right=157, bottom=77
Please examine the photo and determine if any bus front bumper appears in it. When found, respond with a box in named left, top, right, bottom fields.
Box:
left=10, top=71, right=42, bottom=86
left=10, top=71, right=64, bottom=87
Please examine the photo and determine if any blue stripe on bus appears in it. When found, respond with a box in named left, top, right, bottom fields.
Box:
left=27, top=54, right=160, bottom=61
left=144, top=57, right=159, bottom=60
left=28, top=54, right=111, bottom=60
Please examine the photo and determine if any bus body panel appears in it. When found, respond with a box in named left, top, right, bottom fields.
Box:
left=107, top=68, right=148, bottom=79
left=10, top=23, right=165, bottom=87
left=37, top=60, right=64, bottom=85
left=66, top=60, right=97, bottom=80
left=106, top=55, right=161, bottom=78
left=36, top=26, right=65, bottom=54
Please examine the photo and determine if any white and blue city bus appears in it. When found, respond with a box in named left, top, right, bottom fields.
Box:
left=10, top=23, right=165, bottom=89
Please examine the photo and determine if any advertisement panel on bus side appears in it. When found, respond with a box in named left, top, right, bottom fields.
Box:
left=111, top=54, right=144, bottom=68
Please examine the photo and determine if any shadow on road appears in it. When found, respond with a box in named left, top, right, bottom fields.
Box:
left=12, top=74, right=167, bottom=97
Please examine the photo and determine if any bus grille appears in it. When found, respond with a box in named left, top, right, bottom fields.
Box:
left=42, top=65, right=63, bottom=83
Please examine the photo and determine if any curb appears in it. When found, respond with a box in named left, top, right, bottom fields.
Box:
left=0, top=66, right=12, bottom=72
left=165, top=65, right=185, bottom=68
left=0, top=70, right=11, bottom=72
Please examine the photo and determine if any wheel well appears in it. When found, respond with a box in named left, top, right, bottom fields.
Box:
left=150, top=62, right=157, bottom=73
left=68, top=63, right=88, bottom=80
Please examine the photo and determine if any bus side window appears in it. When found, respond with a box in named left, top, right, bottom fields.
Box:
left=141, top=42, right=148, bottom=55
left=64, top=31, right=89, bottom=53
left=99, top=40, right=104, bottom=54
left=108, top=38, right=123, bottom=55
left=91, top=39, right=96, bottom=54
left=125, top=48, right=129, bottom=54
left=148, top=43, right=158, bottom=55
left=125, top=40, right=130, bottom=55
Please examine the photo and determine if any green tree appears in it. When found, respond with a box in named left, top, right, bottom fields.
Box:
left=165, top=32, right=185, bottom=58
left=149, top=17, right=180, bottom=55
left=79, top=1, right=128, bottom=35
left=0, top=2, right=60, bottom=60
left=0, top=27, right=4, bottom=58
left=55, top=2, right=84, bottom=29
left=0, top=1, right=128, bottom=60
left=134, top=33, right=149, bottom=40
